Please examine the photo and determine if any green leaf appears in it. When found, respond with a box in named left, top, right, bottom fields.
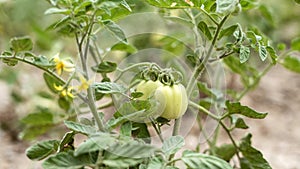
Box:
left=111, top=42, right=137, bottom=53
left=146, top=157, right=164, bottom=169
left=182, top=151, right=233, bottom=169
left=74, top=133, right=116, bottom=156
left=239, top=134, right=272, bottom=169
left=102, top=20, right=127, bottom=43
left=246, top=31, right=260, bottom=44
left=216, top=0, right=238, bottom=14
left=131, top=91, right=144, bottom=98
left=120, top=0, right=132, bottom=12
left=116, top=99, right=160, bottom=123
left=197, top=82, right=223, bottom=100
left=295, top=0, right=300, bottom=4
left=219, top=24, right=238, bottom=39
left=234, top=117, right=249, bottom=129
left=213, top=144, right=237, bottom=162
left=93, top=82, right=126, bottom=94
left=21, top=111, right=53, bottom=126
left=26, top=140, right=59, bottom=161
left=258, top=45, right=267, bottom=61
left=74, top=1, right=92, bottom=14
left=266, top=46, right=278, bottom=64
left=103, top=142, right=157, bottom=168
left=291, top=37, right=300, bottom=51
left=198, top=21, right=212, bottom=40
left=91, top=61, right=117, bottom=73
left=259, top=5, right=275, bottom=26
left=33, top=55, right=52, bottom=67
left=162, top=136, right=184, bottom=157
left=145, top=0, right=201, bottom=8
left=10, top=36, right=33, bottom=52
left=281, top=56, right=300, bottom=73
left=223, top=55, right=259, bottom=87
left=120, top=121, right=132, bottom=137
left=240, top=0, right=259, bottom=10
left=132, top=123, right=151, bottom=144
left=20, top=125, right=53, bottom=140
left=239, top=45, right=250, bottom=63
left=64, top=121, right=97, bottom=135
left=43, top=73, right=64, bottom=93
left=165, top=16, right=193, bottom=28
left=44, top=7, right=71, bottom=15
left=226, top=101, right=268, bottom=119
left=58, top=96, right=71, bottom=111
left=42, top=151, right=94, bottom=169
left=58, top=131, right=75, bottom=152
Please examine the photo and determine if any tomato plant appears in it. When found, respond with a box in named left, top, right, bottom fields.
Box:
left=0, top=0, right=300, bottom=169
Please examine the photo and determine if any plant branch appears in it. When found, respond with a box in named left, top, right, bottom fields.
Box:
left=173, top=12, right=230, bottom=136
left=114, top=62, right=157, bottom=82
left=219, top=121, right=241, bottom=161
left=76, top=14, right=106, bottom=132
left=189, top=100, right=220, bottom=120
left=150, top=119, right=164, bottom=143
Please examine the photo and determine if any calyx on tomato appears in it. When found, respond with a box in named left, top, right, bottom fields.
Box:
left=154, top=83, right=188, bottom=119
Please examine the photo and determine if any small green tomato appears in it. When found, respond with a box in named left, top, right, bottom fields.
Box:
left=136, top=80, right=163, bottom=100
left=135, top=80, right=165, bottom=120
left=154, top=83, right=188, bottom=119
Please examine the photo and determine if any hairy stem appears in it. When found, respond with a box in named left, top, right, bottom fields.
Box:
left=76, top=14, right=106, bottom=132
left=219, top=121, right=241, bottom=161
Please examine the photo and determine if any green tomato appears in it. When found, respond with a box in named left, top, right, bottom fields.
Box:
left=154, top=84, right=188, bottom=119
left=136, top=80, right=163, bottom=100
left=135, top=80, right=165, bottom=121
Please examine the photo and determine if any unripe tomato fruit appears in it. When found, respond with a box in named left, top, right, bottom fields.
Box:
left=136, top=80, right=188, bottom=120
left=136, top=80, right=163, bottom=100
left=154, top=84, right=188, bottom=119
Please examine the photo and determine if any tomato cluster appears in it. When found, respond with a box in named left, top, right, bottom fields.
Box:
left=135, top=66, right=188, bottom=120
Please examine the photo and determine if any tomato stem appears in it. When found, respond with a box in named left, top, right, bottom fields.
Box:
left=173, top=10, right=230, bottom=137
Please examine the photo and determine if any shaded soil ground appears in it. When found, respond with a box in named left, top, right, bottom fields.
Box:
left=0, top=65, right=299, bottom=169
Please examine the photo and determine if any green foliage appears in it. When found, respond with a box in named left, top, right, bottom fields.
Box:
left=64, top=121, right=97, bottom=135
left=226, top=101, right=268, bottom=119
left=198, top=21, right=213, bottom=40
left=212, top=144, right=237, bottom=162
left=74, top=133, right=116, bottom=156
left=92, top=61, right=117, bottom=73
left=42, top=151, right=95, bottom=169
left=182, top=150, right=234, bottom=169
left=281, top=56, right=300, bottom=73
left=291, top=37, right=300, bottom=51
left=26, top=140, right=60, bottom=161
left=239, top=134, right=272, bottom=169
left=93, top=82, right=126, bottom=94
left=103, top=20, right=128, bottom=43
left=162, top=136, right=185, bottom=158
left=10, top=36, right=33, bottom=53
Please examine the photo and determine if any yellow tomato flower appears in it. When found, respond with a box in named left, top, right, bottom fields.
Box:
left=76, top=73, right=92, bottom=92
left=54, top=84, right=75, bottom=98
left=52, top=53, right=75, bottom=75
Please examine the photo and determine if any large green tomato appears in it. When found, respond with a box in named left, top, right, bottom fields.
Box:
left=154, top=84, right=188, bottom=119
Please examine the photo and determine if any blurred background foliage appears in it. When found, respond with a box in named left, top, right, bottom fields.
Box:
left=0, top=0, right=299, bottom=141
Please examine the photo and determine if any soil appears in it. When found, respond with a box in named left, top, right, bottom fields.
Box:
left=0, top=65, right=299, bottom=169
